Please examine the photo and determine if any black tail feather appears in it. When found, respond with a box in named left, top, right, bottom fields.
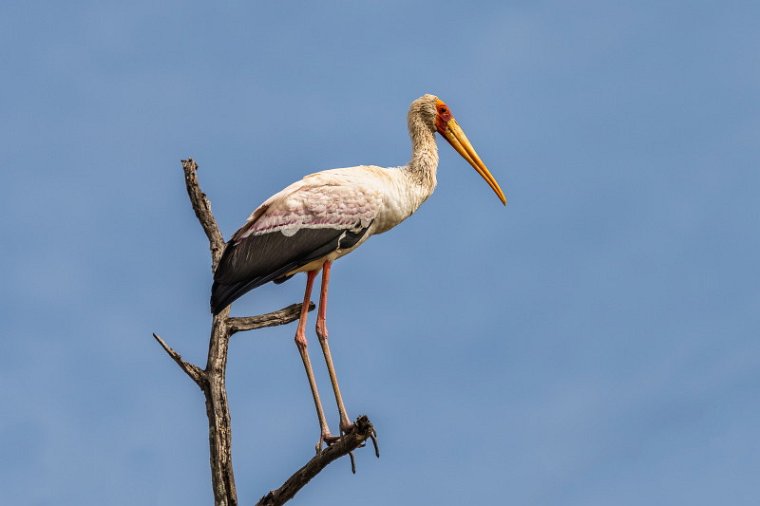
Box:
left=210, top=273, right=274, bottom=315
left=210, top=261, right=306, bottom=314
left=210, top=280, right=250, bottom=315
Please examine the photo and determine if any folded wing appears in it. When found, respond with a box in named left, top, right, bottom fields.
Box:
left=211, top=170, right=384, bottom=314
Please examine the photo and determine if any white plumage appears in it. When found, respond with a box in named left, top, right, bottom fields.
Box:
left=236, top=165, right=432, bottom=248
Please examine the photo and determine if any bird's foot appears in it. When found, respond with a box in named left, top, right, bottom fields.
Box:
left=339, top=419, right=355, bottom=435
left=316, top=431, right=341, bottom=453
left=313, top=418, right=368, bottom=454
left=324, top=432, right=342, bottom=444
left=314, top=423, right=355, bottom=452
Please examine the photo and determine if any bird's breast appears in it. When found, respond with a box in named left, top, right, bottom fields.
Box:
left=370, top=167, right=433, bottom=235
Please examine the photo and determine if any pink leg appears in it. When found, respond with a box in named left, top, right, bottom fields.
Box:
left=295, top=270, right=333, bottom=451
left=315, top=261, right=353, bottom=433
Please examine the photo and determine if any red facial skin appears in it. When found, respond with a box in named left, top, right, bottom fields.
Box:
left=434, top=99, right=452, bottom=133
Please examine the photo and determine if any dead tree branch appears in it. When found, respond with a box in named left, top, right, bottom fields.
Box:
left=153, top=159, right=375, bottom=506
left=181, top=158, right=226, bottom=271
left=152, top=332, right=206, bottom=387
left=227, top=303, right=313, bottom=335
left=256, top=416, right=379, bottom=506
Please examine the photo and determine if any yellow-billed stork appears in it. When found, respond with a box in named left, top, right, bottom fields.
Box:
left=212, top=94, right=506, bottom=449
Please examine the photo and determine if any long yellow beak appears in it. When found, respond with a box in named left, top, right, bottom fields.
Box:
left=441, top=118, right=507, bottom=205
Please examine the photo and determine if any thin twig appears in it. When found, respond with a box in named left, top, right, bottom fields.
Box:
left=152, top=332, right=206, bottom=387
left=256, top=416, right=379, bottom=506
left=228, top=303, right=315, bottom=335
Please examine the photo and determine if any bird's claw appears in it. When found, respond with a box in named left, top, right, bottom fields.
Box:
left=316, top=420, right=356, bottom=453
left=315, top=422, right=356, bottom=453
left=324, top=433, right=342, bottom=444
left=315, top=432, right=341, bottom=453
left=339, top=421, right=355, bottom=435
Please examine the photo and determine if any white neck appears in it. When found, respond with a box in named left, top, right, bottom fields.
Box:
left=403, top=112, right=439, bottom=205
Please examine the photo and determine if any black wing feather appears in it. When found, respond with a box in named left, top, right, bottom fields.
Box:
left=210, top=225, right=369, bottom=314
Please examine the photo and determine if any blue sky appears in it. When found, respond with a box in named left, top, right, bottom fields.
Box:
left=2, top=1, right=759, bottom=504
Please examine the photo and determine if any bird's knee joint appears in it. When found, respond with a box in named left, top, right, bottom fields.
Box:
left=316, top=324, right=328, bottom=342
left=295, top=333, right=308, bottom=350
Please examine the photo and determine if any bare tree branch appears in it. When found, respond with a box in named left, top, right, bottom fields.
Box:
left=228, top=303, right=315, bottom=335
left=152, top=332, right=206, bottom=387
left=256, top=416, right=379, bottom=506
left=181, top=158, right=226, bottom=271
left=181, top=159, right=238, bottom=506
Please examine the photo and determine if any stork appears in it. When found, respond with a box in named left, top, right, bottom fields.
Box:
left=211, top=94, right=506, bottom=449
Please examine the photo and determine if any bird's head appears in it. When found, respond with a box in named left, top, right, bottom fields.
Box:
left=410, top=94, right=507, bottom=205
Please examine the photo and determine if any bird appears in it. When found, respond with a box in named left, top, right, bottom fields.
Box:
left=211, top=94, right=506, bottom=449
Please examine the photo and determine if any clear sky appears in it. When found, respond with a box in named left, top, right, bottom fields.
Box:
left=2, top=1, right=759, bottom=504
